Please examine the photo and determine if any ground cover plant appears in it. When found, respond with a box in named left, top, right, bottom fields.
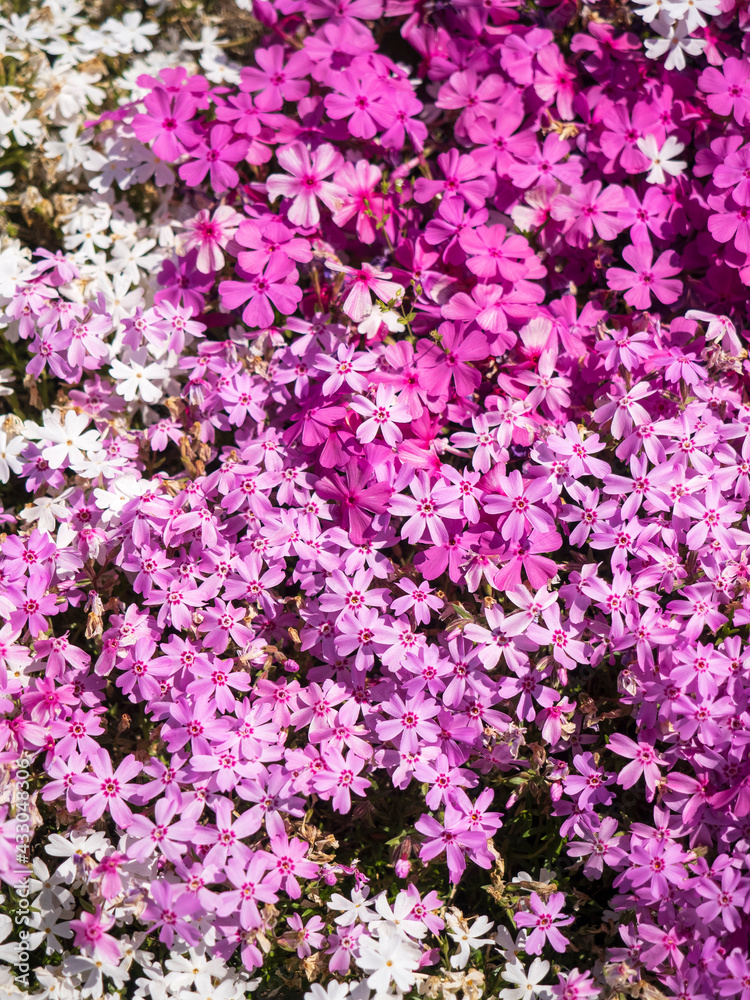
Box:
left=1, top=0, right=750, bottom=998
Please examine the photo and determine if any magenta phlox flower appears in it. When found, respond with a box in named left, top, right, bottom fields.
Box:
left=178, top=124, right=249, bottom=192
left=214, top=91, right=282, bottom=139
left=415, top=804, right=491, bottom=883
left=707, top=189, right=750, bottom=253
left=508, top=134, right=582, bottom=190
left=533, top=46, right=577, bottom=120
left=435, top=70, right=506, bottom=133
left=413, top=149, right=493, bottom=210
left=607, top=243, right=683, bottom=308
left=494, top=528, right=562, bottom=591
left=468, top=108, right=535, bottom=176
left=328, top=261, right=403, bottom=323
left=377, top=86, right=427, bottom=150
left=316, top=463, right=391, bottom=544
left=132, top=88, right=199, bottom=160
left=416, top=322, right=489, bottom=400
left=324, top=68, right=390, bottom=139
left=551, top=181, right=628, bottom=246
left=234, top=218, right=313, bottom=274
left=219, top=257, right=302, bottom=328
left=330, top=160, right=390, bottom=244
left=441, top=281, right=539, bottom=349
left=239, top=45, right=311, bottom=110
left=599, top=99, right=661, bottom=173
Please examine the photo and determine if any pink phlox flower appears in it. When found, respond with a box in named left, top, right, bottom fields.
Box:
left=281, top=912, right=327, bottom=959
left=414, top=803, right=491, bottom=883
left=514, top=891, right=574, bottom=953
left=667, top=583, right=728, bottom=641
left=376, top=691, right=440, bottom=754
left=462, top=605, right=536, bottom=671
left=377, top=85, right=427, bottom=150
left=331, top=160, right=388, bottom=244
left=483, top=469, right=555, bottom=540
left=593, top=380, right=654, bottom=438
left=566, top=816, right=625, bottom=879
left=391, top=578, right=443, bottom=625
left=388, top=470, right=461, bottom=545
left=459, top=223, right=537, bottom=282
left=70, top=907, right=121, bottom=965
left=468, top=107, right=535, bottom=179
left=214, top=91, right=283, bottom=137
left=72, top=748, right=142, bottom=827
left=266, top=142, right=346, bottom=228
left=608, top=732, right=663, bottom=797
left=599, top=99, right=661, bottom=174
left=560, top=484, right=619, bottom=547
left=562, top=752, right=616, bottom=808
left=707, top=189, right=750, bottom=254
left=350, top=384, right=411, bottom=447
left=699, top=57, right=750, bottom=124
left=328, top=260, right=403, bottom=323
left=533, top=46, right=577, bottom=120
left=180, top=205, right=243, bottom=274
left=126, top=797, right=203, bottom=863
left=265, top=810, right=319, bottom=897
left=313, top=747, right=370, bottom=813
left=695, top=868, right=749, bottom=932
left=413, top=752, right=477, bottom=809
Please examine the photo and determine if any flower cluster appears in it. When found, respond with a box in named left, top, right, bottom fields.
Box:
left=1, top=0, right=750, bottom=998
